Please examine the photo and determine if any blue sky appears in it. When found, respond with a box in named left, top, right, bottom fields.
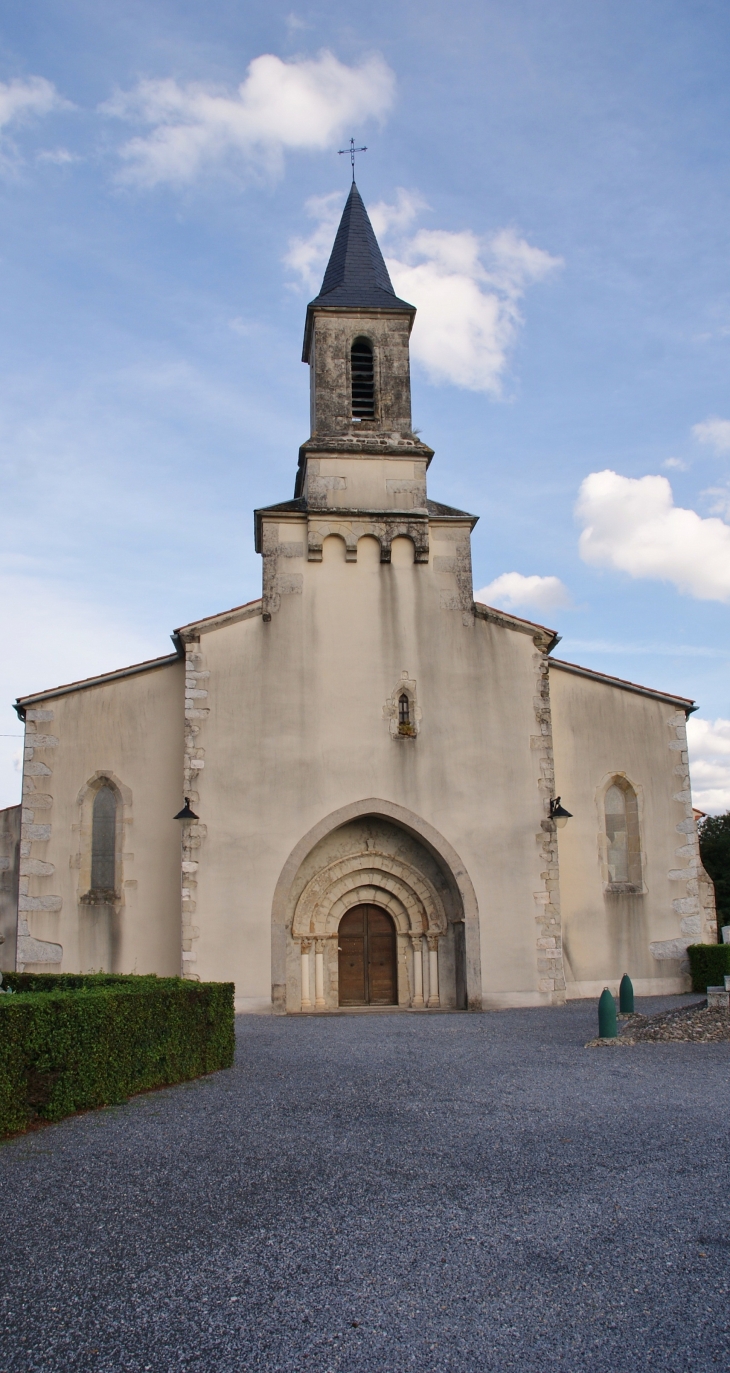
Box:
left=1, top=0, right=729, bottom=808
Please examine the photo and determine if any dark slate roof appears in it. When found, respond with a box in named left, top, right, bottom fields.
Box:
left=307, top=183, right=414, bottom=312
left=254, top=496, right=474, bottom=521
left=425, top=499, right=476, bottom=521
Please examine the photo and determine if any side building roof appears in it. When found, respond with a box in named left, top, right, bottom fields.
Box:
left=548, top=656, right=696, bottom=713
left=14, top=650, right=182, bottom=718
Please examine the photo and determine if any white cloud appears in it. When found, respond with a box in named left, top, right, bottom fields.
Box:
left=388, top=227, right=561, bottom=393
left=663, top=457, right=688, bottom=471
left=36, top=147, right=78, bottom=165
left=284, top=191, right=343, bottom=290
left=475, top=572, right=571, bottom=613
left=687, top=717, right=730, bottom=815
left=693, top=417, right=730, bottom=455
left=0, top=76, right=67, bottom=169
left=576, top=470, right=730, bottom=602
left=103, top=51, right=395, bottom=187
left=703, top=484, right=730, bottom=520
left=368, top=187, right=427, bottom=238
left=287, top=189, right=561, bottom=393
left=0, top=76, right=63, bottom=130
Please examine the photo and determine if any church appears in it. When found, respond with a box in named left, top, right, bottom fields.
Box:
left=10, top=183, right=717, bottom=1010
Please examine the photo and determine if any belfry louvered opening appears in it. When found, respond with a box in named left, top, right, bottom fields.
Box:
left=351, top=337, right=375, bottom=419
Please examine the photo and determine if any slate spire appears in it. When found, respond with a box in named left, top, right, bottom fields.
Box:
left=308, top=182, right=413, bottom=312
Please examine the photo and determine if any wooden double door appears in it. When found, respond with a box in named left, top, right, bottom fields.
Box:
left=338, top=905, right=397, bottom=1006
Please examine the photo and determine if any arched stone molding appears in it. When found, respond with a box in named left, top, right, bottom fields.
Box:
left=74, top=770, right=131, bottom=972
left=75, top=770, right=131, bottom=904
left=594, top=770, right=646, bottom=896
left=76, top=769, right=132, bottom=810
left=306, top=517, right=429, bottom=564
left=292, top=852, right=447, bottom=940
left=270, top=798, right=482, bottom=1013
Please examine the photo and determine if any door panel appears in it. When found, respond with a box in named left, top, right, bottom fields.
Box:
left=338, top=905, right=396, bottom=1006
left=338, top=907, right=366, bottom=1005
left=367, top=908, right=397, bottom=1004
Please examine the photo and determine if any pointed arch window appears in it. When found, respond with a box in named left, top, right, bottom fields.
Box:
left=605, top=780, right=642, bottom=889
left=351, top=337, right=375, bottom=419
left=91, top=785, right=117, bottom=893
left=399, top=693, right=411, bottom=727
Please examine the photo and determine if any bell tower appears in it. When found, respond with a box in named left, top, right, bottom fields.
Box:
left=295, top=181, right=434, bottom=517
left=255, top=181, right=477, bottom=618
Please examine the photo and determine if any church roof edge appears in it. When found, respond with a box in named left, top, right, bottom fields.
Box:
left=173, top=597, right=263, bottom=638
left=549, top=657, right=696, bottom=712
left=14, top=651, right=182, bottom=717
left=473, top=601, right=559, bottom=649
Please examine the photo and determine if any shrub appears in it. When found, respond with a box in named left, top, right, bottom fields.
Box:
left=687, top=944, right=730, bottom=995
left=0, top=975, right=234, bottom=1138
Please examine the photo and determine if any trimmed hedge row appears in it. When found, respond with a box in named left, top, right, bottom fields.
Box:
left=687, top=944, right=730, bottom=994
left=0, top=974, right=235, bottom=1138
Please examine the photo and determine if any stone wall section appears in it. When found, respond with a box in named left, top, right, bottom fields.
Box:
left=17, top=709, right=63, bottom=970
left=181, top=637, right=209, bottom=979
left=432, top=526, right=474, bottom=625
left=650, top=711, right=717, bottom=965
left=0, top=804, right=21, bottom=972
left=262, top=524, right=304, bottom=618
left=531, top=648, right=566, bottom=1003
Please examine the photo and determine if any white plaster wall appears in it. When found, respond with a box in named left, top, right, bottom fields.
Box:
left=19, top=662, right=185, bottom=974
left=186, top=524, right=556, bottom=1009
left=549, top=664, right=702, bottom=996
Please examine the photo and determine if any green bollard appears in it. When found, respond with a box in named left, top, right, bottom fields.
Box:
left=619, top=973, right=634, bottom=1014
left=598, top=987, right=617, bottom=1039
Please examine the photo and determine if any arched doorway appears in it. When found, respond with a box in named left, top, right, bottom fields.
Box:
left=338, top=905, right=397, bottom=1006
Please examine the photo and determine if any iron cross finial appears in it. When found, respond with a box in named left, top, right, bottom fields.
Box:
left=338, top=137, right=367, bottom=182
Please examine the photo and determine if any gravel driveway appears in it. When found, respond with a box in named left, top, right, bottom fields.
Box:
left=2, top=997, right=729, bottom=1372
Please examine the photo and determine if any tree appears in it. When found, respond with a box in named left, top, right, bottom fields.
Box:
left=697, top=812, right=730, bottom=936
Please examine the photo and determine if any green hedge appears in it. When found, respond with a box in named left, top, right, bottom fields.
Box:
left=4, top=972, right=160, bottom=993
left=0, top=975, right=234, bottom=1138
left=687, top=944, right=730, bottom=994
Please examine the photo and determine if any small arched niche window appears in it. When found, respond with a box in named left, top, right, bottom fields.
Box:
left=351, top=337, right=375, bottom=420
left=605, top=780, right=641, bottom=888
left=398, top=692, right=416, bottom=737
left=91, top=784, right=117, bottom=893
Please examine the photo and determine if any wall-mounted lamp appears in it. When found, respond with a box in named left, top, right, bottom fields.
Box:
left=174, top=797, right=199, bottom=821
left=549, top=797, right=572, bottom=829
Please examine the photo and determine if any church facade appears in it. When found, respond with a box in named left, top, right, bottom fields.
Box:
left=12, top=185, right=716, bottom=1009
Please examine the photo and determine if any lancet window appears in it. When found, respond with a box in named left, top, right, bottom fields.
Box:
left=91, top=784, right=117, bottom=893
left=605, top=780, right=642, bottom=888
left=351, top=337, right=375, bottom=419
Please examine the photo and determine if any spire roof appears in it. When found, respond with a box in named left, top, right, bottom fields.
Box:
left=307, top=182, right=414, bottom=312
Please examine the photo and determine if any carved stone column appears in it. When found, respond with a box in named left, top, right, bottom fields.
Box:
left=410, top=934, right=424, bottom=1006
left=314, top=939, right=325, bottom=1009
left=300, top=940, right=312, bottom=1010
left=427, top=935, right=440, bottom=1008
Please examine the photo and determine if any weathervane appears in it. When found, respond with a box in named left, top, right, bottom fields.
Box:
left=339, top=137, right=367, bottom=182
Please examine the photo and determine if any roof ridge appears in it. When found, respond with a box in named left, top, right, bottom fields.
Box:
left=549, top=657, right=695, bottom=708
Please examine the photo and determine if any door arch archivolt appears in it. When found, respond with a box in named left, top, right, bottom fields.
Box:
left=291, top=851, right=446, bottom=940
left=293, top=850, right=446, bottom=1012
left=273, top=802, right=481, bottom=1014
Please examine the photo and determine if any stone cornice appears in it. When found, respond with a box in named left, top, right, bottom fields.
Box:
left=298, top=434, right=434, bottom=464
